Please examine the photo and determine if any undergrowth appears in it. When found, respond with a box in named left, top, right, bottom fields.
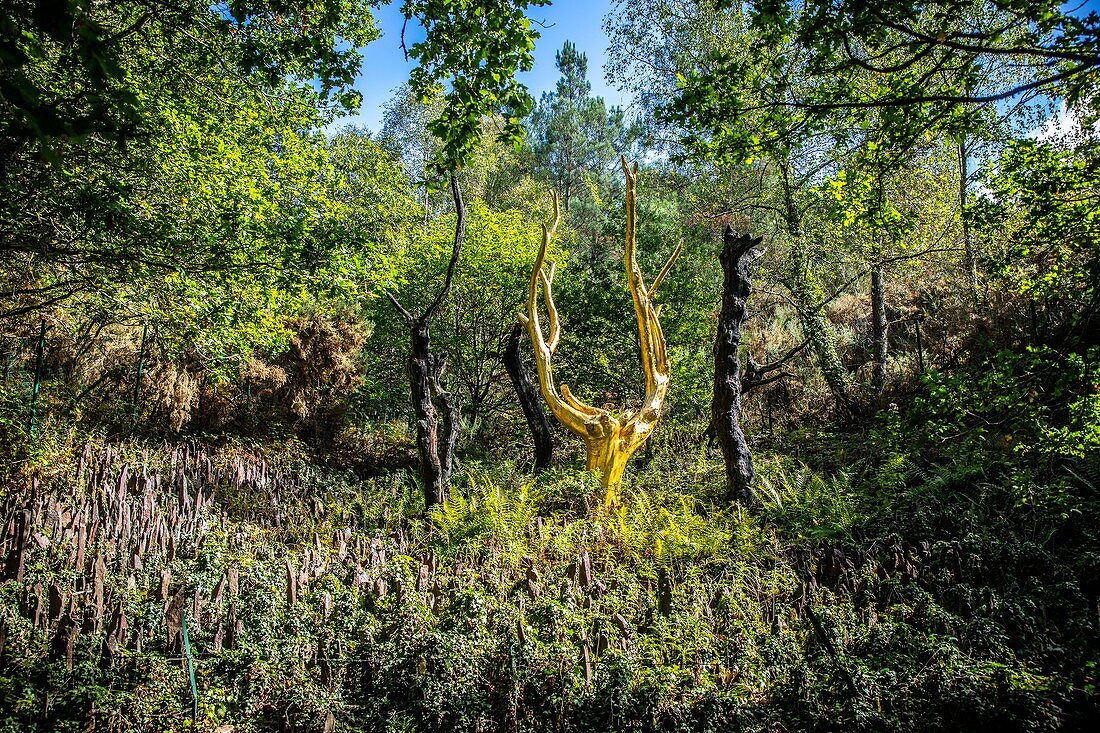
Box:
left=1, top=411, right=1097, bottom=733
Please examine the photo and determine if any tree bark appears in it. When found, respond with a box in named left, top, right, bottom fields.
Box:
left=871, top=264, right=888, bottom=394
left=778, top=158, right=851, bottom=412
left=786, top=247, right=852, bottom=411
left=712, top=225, right=763, bottom=503
left=404, top=325, right=445, bottom=507
left=743, top=340, right=807, bottom=395
left=504, top=322, right=553, bottom=472
left=959, top=135, right=979, bottom=300
left=428, top=353, right=459, bottom=489
left=387, top=175, right=465, bottom=509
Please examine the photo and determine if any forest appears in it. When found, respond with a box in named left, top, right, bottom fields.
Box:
left=1, top=0, right=1098, bottom=731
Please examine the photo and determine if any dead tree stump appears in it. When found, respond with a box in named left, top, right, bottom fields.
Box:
left=712, top=226, right=763, bottom=503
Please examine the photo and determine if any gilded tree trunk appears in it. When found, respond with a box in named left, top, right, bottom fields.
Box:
left=521, top=158, right=681, bottom=503
left=712, top=226, right=762, bottom=503
left=583, top=428, right=640, bottom=489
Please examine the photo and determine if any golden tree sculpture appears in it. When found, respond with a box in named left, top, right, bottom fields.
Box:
left=519, top=157, right=682, bottom=502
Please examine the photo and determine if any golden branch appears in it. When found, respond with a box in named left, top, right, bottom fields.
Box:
left=520, top=163, right=676, bottom=494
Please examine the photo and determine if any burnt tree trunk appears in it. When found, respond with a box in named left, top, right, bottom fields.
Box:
left=387, top=175, right=465, bottom=509
left=428, top=353, right=459, bottom=489
left=504, top=322, right=554, bottom=472
left=712, top=226, right=763, bottom=503
left=405, top=325, right=445, bottom=506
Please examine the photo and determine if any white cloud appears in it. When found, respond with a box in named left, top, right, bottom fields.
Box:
left=1033, top=100, right=1100, bottom=143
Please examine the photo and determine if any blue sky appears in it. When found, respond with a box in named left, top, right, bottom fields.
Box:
left=335, top=0, right=1100, bottom=134
left=336, top=0, right=621, bottom=133
left=1071, top=0, right=1100, bottom=14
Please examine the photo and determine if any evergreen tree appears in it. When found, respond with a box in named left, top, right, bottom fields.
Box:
left=528, top=41, right=627, bottom=211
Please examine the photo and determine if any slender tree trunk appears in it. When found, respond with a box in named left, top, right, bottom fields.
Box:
left=778, top=157, right=851, bottom=411
left=28, top=319, right=46, bottom=435
left=712, top=226, right=762, bottom=503
left=129, top=323, right=147, bottom=434
left=422, top=138, right=431, bottom=230
left=787, top=247, right=851, bottom=410
left=428, top=354, right=459, bottom=491
left=387, top=175, right=466, bottom=509
left=504, top=322, right=553, bottom=471
left=871, top=264, right=888, bottom=394
left=958, top=136, right=978, bottom=300
left=868, top=164, right=891, bottom=397
left=406, top=326, right=446, bottom=506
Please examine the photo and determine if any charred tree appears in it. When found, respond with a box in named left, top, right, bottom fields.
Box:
left=387, top=175, right=465, bottom=509
left=504, top=322, right=554, bottom=472
left=428, top=353, right=459, bottom=489
left=712, top=226, right=763, bottom=504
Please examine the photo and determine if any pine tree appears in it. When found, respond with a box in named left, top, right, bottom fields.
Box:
left=528, top=41, right=626, bottom=211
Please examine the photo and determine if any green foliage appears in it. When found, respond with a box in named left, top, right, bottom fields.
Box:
left=402, top=0, right=548, bottom=176
left=755, top=457, right=860, bottom=541
left=0, top=0, right=377, bottom=150
left=1, top=19, right=411, bottom=383
left=666, top=0, right=1089, bottom=160
left=3, top=2, right=1100, bottom=731
left=5, top=429, right=1098, bottom=732
left=892, top=346, right=1100, bottom=474
left=975, top=134, right=1100, bottom=339
left=527, top=41, right=636, bottom=211
left=359, top=192, right=556, bottom=436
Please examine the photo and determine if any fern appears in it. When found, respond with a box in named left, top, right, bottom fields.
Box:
left=755, top=456, right=859, bottom=540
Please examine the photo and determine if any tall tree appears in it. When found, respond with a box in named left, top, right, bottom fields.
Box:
left=401, top=0, right=548, bottom=176
left=609, top=0, right=1023, bottom=407
left=386, top=177, right=466, bottom=509
left=521, top=161, right=682, bottom=499
left=0, top=0, right=376, bottom=154
left=973, top=127, right=1100, bottom=348
left=607, top=0, right=859, bottom=407
left=379, top=85, right=445, bottom=226
left=528, top=41, right=628, bottom=211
